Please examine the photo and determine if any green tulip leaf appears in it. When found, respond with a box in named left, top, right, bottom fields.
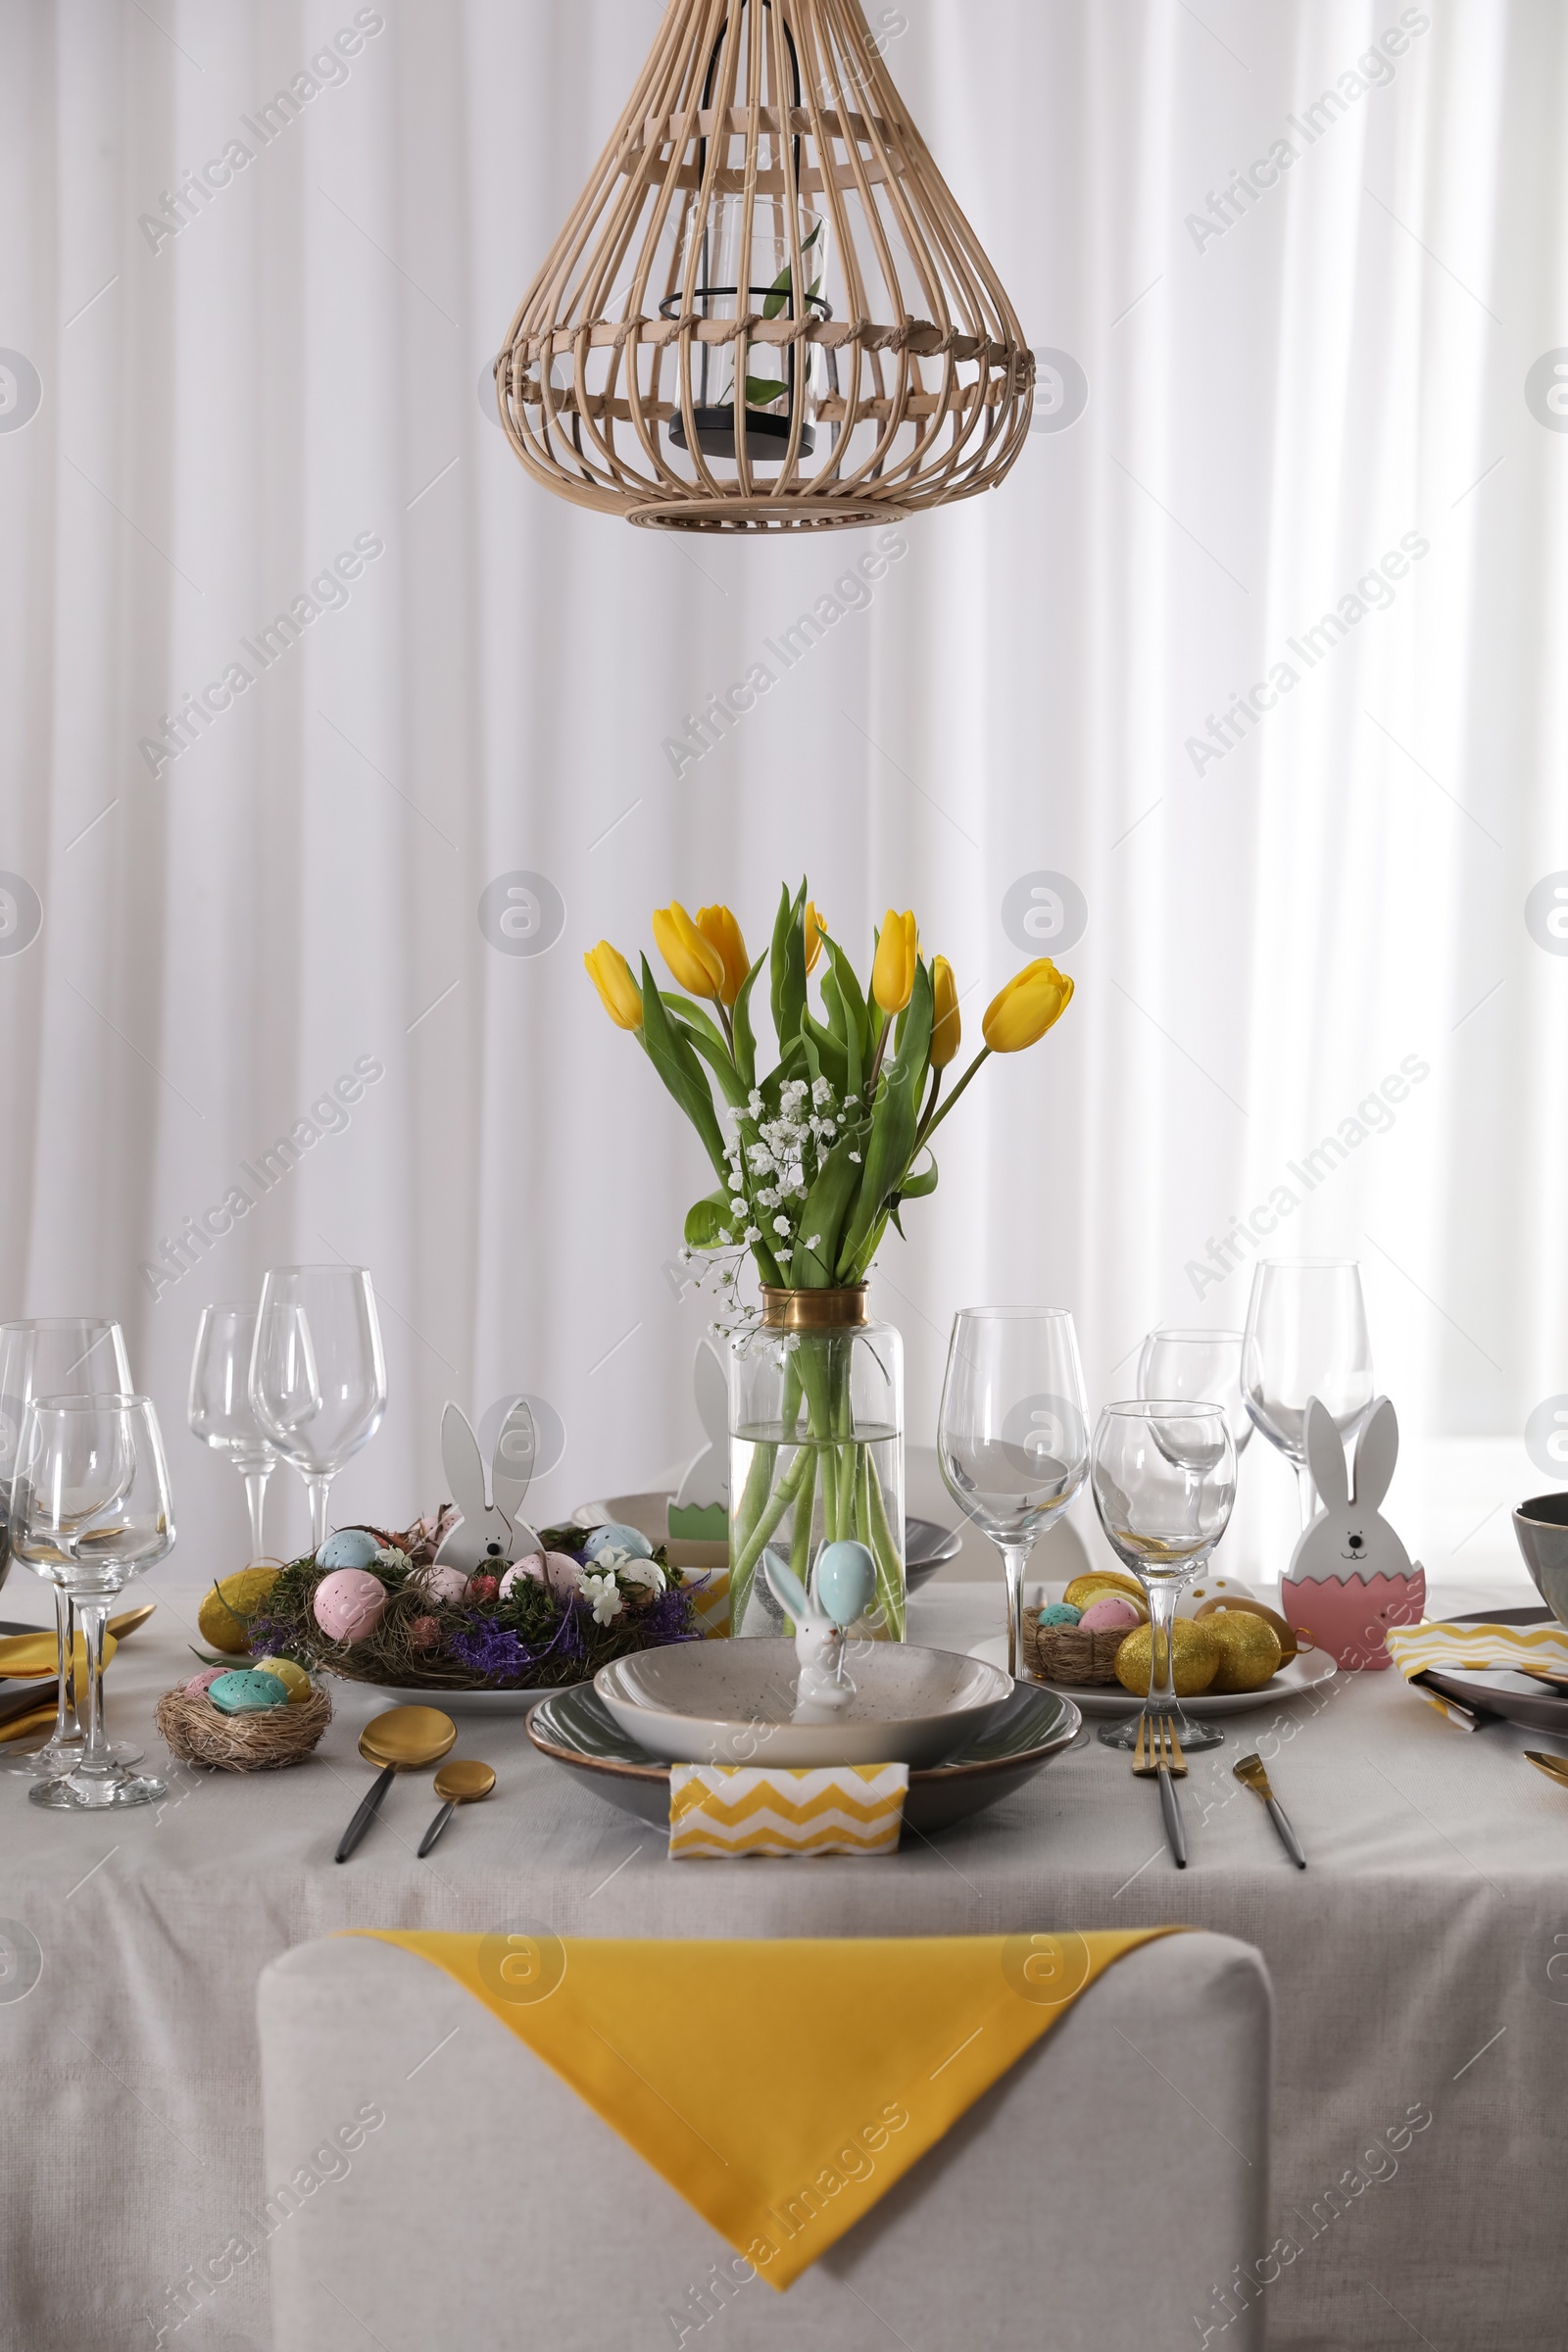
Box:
left=684, top=1190, right=744, bottom=1250
left=639, top=956, right=728, bottom=1181
left=788, top=1130, right=865, bottom=1290
left=661, top=992, right=748, bottom=1108
left=732, top=950, right=766, bottom=1091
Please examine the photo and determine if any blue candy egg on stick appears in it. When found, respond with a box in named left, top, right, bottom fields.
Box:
left=209, top=1669, right=289, bottom=1715
left=581, top=1522, right=654, bottom=1562
left=317, top=1528, right=381, bottom=1571
left=813, top=1541, right=876, bottom=1629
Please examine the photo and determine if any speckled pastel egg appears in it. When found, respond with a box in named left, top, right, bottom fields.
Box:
left=544, top=1551, right=585, bottom=1598
left=183, top=1665, right=227, bottom=1697
left=581, top=1522, right=654, bottom=1562
left=1037, top=1601, right=1082, bottom=1628
left=250, top=1655, right=313, bottom=1705
left=208, top=1668, right=289, bottom=1715
left=813, top=1540, right=876, bottom=1628
left=312, top=1568, right=388, bottom=1642
left=317, top=1528, right=381, bottom=1572
left=1078, top=1593, right=1143, bottom=1634
left=499, top=1554, right=545, bottom=1598
left=419, top=1565, right=469, bottom=1607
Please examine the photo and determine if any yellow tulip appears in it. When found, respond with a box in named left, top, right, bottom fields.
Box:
left=804, top=901, right=826, bottom=974
left=871, top=908, right=918, bottom=1014
left=652, top=902, right=726, bottom=1001
left=982, top=958, right=1074, bottom=1053
left=930, top=956, right=960, bottom=1068
left=695, top=904, right=750, bottom=1006
left=584, top=942, right=644, bottom=1031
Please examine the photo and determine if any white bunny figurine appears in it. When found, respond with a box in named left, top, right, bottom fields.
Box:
left=1281, top=1396, right=1425, bottom=1670
left=670, top=1338, right=730, bottom=1532
left=433, top=1399, right=543, bottom=1576
left=762, top=1552, right=855, bottom=1716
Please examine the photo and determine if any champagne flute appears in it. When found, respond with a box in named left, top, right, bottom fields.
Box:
left=189, top=1305, right=278, bottom=1562
left=1242, top=1260, right=1373, bottom=1529
left=1091, top=1400, right=1236, bottom=1754
left=0, top=1317, right=137, bottom=1776
left=248, top=1267, right=387, bottom=1551
left=937, top=1307, right=1090, bottom=1678
left=12, top=1394, right=173, bottom=1811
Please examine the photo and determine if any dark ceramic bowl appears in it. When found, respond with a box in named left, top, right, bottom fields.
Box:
left=1513, top=1494, right=1568, bottom=1628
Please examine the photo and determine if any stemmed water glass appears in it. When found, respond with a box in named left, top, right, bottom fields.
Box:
left=937, top=1307, right=1090, bottom=1679
left=189, top=1305, right=278, bottom=1562
left=1091, top=1400, right=1237, bottom=1754
left=1242, top=1260, right=1373, bottom=1529
left=1139, top=1328, right=1250, bottom=1566
left=248, top=1267, right=387, bottom=1551
left=0, top=1317, right=139, bottom=1777
left=11, top=1394, right=174, bottom=1810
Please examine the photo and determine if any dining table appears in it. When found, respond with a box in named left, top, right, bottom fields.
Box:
left=3, top=1562, right=1565, bottom=2352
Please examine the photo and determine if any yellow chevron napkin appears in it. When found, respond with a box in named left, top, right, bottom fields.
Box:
left=355, top=1931, right=1171, bottom=2287
left=1385, top=1617, right=1568, bottom=1681
left=683, top=1565, right=731, bottom=1639
left=668, top=1763, right=907, bottom=1857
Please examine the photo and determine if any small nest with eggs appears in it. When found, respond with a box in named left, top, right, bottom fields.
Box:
left=1025, top=1611, right=1131, bottom=1687
left=155, top=1683, right=332, bottom=1772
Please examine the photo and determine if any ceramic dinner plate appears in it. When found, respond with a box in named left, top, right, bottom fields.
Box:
left=597, top=1639, right=1014, bottom=1766
left=966, top=1631, right=1338, bottom=1718
left=368, top=1681, right=573, bottom=1717
left=1416, top=1605, right=1568, bottom=1734
left=527, top=1678, right=1082, bottom=1835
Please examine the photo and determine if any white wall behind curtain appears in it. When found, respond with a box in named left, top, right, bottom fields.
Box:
left=0, top=0, right=1563, bottom=1589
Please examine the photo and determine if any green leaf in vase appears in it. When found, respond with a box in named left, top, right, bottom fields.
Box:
left=770, top=880, right=808, bottom=1063
left=761, top=222, right=822, bottom=319
left=788, top=1130, right=867, bottom=1289
left=835, top=960, right=934, bottom=1279
left=744, top=376, right=789, bottom=406
left=639, top=956, right=729, bottom=1181
left=732, top=949, right=766, bottom=1091
left=660, top=993, right=748, bottom=1107
left=684, top=1190, right=744, bottom=1249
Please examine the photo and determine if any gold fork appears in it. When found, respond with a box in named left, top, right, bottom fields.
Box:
left=1131, top=1711, right=1188, bottom=1868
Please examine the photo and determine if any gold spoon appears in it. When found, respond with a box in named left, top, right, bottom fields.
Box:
left=107, top=1601, right=157, bottom=1642
left=417, top=1759, right=497, bottom=1857
left=1525, top=1750, right=1568, bottom=1788
left=335, top=1707, right=456, bottom=1863
left=1518, top=1665, right=1568, bottom=1691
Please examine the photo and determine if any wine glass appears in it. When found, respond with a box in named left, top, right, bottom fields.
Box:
left=12, top=1394, right=173, bottom=1811
left=1137, top=1330, right=1250, bottom=1457
left=1242, top=1260, right=1373, bottom=1529
left=248, top=1267, right=387, bottom=1551
left=189, top=1305, right=278, bottom=1562
left=0, top=1317, right=137, bottom=1777
left=936, top=1307, right=1090, bottom=1678
left=1090, top=1400, right=1236, bottom=1754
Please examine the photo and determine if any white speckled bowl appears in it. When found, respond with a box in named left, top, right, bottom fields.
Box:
left=594, top=1640, right=1014, bottom=1768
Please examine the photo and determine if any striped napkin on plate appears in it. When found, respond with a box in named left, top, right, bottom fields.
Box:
left=1385, top=1617, right=1568, bottom=1679
left=667, top=1762, right=908, bottom=1857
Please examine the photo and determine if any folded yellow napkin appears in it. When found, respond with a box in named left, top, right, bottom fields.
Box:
left=1385, top=1618, right=1568, bottom=1681
left=685, top=1565, right=730, bottom=1639
left=668, top=1763, right=907, bottom=1857
left=356, top=1930, right=1170, bottom=2288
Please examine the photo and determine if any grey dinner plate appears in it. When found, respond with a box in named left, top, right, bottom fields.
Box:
left=526, top=1677, right=1081, bottom=1836
left=904, top=1516, right=962, bottom=1590
left=1418, top=1605, right=1568, bottom=1734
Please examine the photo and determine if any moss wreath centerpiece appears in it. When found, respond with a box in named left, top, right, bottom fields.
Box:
left=238, top=1509, right=704, bottom=1693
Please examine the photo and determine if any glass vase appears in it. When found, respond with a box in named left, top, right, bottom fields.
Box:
left=728, top=1289, right=904, bottom=1640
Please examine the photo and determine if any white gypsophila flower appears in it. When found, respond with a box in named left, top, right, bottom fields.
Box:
left=743, top=1225, right=760, bottom=1243
left=748, top=1089, right=763, bottom=1116
left=811, top=1076, right=833, bottom=1106
left=772, top=1216, right=791, bottom=1236
left=805, top=1235, right=822, bottom=1250
left=849, top=1150, right=861, bottom=1162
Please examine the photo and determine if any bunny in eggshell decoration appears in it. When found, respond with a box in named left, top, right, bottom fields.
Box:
left=432, top=1398, right=543, bottom=1575
left=1282, top=1396, right=1425, bottom=1670
left=668, top=1339, right=730, bottom=1542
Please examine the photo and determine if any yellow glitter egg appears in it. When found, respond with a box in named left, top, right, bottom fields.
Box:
left=1203, top=1611, right=1282, bottom=1694
left=197, top=1567, right=281, bottom=1656
left=1113, top=1617, right=1219, bottom=1698
left=250, top=1654, right=313, bottom=1705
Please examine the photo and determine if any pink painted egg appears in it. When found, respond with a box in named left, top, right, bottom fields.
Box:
left=420, top=1565, right=469, bottom=1607
left=313, top=1568, right=388, bottom=1642
left=184, top=1665, right=227, bottom=1697
left=1078, top=1594, right=1143, bottom=1634
left=499, top=1553, right=545, bottom=1598
left=544, top=1551, right=584, bottom=1600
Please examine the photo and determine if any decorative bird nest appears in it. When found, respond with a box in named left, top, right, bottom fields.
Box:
left=155, top=1684, right=332, bottom=1773
left=495, top=0, right=1034, bottom=531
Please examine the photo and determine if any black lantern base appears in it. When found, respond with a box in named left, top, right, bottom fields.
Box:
left=667, top=406, right=816, bottom=462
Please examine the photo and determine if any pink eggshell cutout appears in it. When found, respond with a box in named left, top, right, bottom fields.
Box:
left=1077, top=1594, right=1142, bottom=1633
left=313, top=1567, right=388, bottom=1642
left=1281, top=1567, right=1425, bottom=1671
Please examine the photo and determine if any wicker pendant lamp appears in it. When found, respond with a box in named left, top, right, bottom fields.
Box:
left=495, top=0, right=1034, bottom=532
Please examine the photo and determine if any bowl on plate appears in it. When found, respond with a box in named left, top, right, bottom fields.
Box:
left=1513, top=1494, right=1568, bottom=1629
left=594, top=1639, right=1013, bottom=1768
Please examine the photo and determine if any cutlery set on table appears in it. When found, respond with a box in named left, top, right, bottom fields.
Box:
left=1127, top=1711, right=1307, bottom=1873
left=334, top=1706, right=496, bottom=1863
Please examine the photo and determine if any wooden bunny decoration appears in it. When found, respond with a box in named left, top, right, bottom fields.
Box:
left=668, top=1338, right=730, bottom=1541
left=1282, top=1396, right=1425, bottom=1669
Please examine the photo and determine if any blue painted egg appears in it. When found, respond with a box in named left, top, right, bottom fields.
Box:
left=317, top=1528, right=381, bottom=1571
left=813, top=1541, right=876, bottom=1629
left=581, top=1522, right=654, bottom=1562
left=1038, top=1601, right=1082, bottom=1628
left=208, top=1669, right=289, bottom=1716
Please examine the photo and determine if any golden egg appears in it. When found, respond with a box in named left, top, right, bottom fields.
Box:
left=1204, top=1611, right=1283, bottom=1693
left=1063, top=1570, right=1146, bottom=1613
left=1195, top=1597, right=1298, bottom=1666
left=197, top=1567, right=281, bottom=1656
left=1113, top=1617, right=1219, bottom=1698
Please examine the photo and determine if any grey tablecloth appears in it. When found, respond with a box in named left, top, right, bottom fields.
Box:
left=3, top=1574, right=1565, bottom=2352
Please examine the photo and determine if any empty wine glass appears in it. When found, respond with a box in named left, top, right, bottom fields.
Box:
left=937, top=1307, right=1090, bottom=1678
left=189, top=1305, right=278, bottom=1561
left=1091, top=1400, right=1236, bottom=1754
left=1242, top=1260, right=1373, bottom=1529
left=248, top=1267, right=387, bottom=1551
left=1138, top=1330, right=1251, bottom=1457
left=12, top=1394, right=173, bottom=1810
left=0, top=1317, right=137, bottom=1778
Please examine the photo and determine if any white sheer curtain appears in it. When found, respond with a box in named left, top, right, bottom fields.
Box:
left=0, top=0, right=1560, bottom=1586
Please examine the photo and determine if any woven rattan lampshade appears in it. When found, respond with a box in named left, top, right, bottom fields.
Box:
left=496, top=0, right=1034, bottom=532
